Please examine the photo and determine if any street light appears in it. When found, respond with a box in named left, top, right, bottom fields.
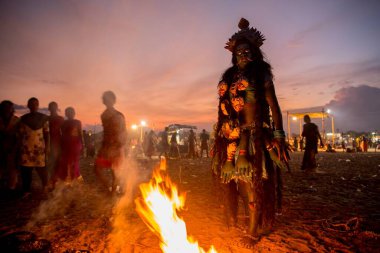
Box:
left=131, top=122, right=148, bottom=143
left=140, top=120, right=147, bottom=142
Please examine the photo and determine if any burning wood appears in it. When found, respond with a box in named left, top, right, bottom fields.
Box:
left=135, top=158, right=218, bottom=253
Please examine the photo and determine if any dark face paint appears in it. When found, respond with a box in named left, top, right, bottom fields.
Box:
left=236, top=43, right=252, bottom=69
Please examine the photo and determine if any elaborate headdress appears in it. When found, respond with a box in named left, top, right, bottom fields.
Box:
left=225, top=18, right=265, bottom=52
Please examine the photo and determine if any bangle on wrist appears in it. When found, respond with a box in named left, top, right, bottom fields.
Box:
left=239, top=149, right=247, bottom=155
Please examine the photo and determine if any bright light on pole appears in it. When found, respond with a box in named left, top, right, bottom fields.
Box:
left=327, top=109, right=331, bottom=114
left=140, top=120, right=147, bottom=142
left=292, top=116, right=297, bottom=121
left=131, top=124, right=138, bottom=130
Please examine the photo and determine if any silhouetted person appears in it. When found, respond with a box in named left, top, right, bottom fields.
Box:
left=293, top=137, right=298, bottom=151
left=169, top=132, right=180, bottom=159
left=200, top=129, right=209, bottom=158
left=0, top=100, right=20, bottom=191
left=360, top=135, right=368, bottom=152
left=187, top=129, right=196, bottom=159
left=352, top=138, right=358, bottom=152
left=159, top=127, right=169, bottom=159
left=95, top=91, right=127, bottom=193
left=58, top=107, right=83, bottom=182
left=18, top=97, right=49, bottom=197
left=300, top=115, right=323, bottom=171
left=145, top=130, right=156, bottom=159
left=326, top=143, right=336, bottom=153
left=47, top=101, right=64, bottom=179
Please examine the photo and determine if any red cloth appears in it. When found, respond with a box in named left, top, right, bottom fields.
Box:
left=55, top=119, right=82, bottom=180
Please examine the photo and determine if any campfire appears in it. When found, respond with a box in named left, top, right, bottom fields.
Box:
left=135, top=158, right=218, bottom=253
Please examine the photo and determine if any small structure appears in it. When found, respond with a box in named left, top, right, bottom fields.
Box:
left=287, top=107, right=335, bottom=143
left=166, top=124, right=197, bottom=153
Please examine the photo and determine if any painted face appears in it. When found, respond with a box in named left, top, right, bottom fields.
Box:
left=218, top=81, right=228, bottom=97
left=235, top=43, right=252, bottom=69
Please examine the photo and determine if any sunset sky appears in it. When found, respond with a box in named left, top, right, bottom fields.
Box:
left=1, top=0, right=379, bottom=132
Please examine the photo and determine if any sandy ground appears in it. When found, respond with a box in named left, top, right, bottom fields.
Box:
left=0, top=151, right=379, bottom=253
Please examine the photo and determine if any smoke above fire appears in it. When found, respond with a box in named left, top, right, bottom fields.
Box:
left=25, top=156, right=146, bottom=251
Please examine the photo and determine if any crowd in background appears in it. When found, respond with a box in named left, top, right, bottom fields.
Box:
left=0, top=98, right=84, bottom=198
left=0, top=96, right=212, bottom=198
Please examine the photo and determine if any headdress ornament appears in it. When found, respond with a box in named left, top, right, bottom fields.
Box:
left=225, top=18, right=265, bottom=52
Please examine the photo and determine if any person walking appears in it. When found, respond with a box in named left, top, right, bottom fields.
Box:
left=169, top=132, right=180, bottom=159
left=94, top=91, right=127, bottom=193
left=158, top=127, right=169, bottom=159
left=300, top=115, right=324, bottom=171
left=200, top=129, right=210, bottom=158
left=293, top=137, right=299, bottom=151
left=187, top=129, right=197, bottom=159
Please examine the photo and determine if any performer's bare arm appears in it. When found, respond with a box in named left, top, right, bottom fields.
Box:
left=264, top=81, right=283, bottom=131
left=265, top=81, right=289, bottom=162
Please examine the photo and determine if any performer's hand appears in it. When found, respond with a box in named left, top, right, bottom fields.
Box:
left=320, top=142, right=324, bottom=148
left=211, top=155, right=220, bottom=175
left=236, top=155, right=252, bottom=177
left=221, top=161, right=235, bottom=183
left=272, top=138, right=290, bottom=162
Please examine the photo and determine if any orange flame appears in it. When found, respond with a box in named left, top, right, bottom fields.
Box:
left=135, top=158, right=218, bottom=253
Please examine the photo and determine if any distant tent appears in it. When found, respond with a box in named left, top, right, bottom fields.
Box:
left=286, top=107, right=335, bottom=143
left=167, top=124, right=197, bottom=130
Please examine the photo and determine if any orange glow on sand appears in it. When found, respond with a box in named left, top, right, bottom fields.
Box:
left=135, top=158, right=218, bottom=253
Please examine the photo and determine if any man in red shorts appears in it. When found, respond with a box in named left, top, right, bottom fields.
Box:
left=95, top=91, right=127, bottom=193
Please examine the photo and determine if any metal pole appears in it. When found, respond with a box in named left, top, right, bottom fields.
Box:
left=332, top=116, right=335, bottom=146
left=287, top=111, right=291, bottom=142
left=299, top=116, right=302, bottom=138
left=321, top=108, right=325, bottom=141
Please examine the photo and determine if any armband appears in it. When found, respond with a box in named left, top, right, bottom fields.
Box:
left=239, top=149, right=247, bottom=155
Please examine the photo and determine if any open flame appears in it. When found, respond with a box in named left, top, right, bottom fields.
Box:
left=135, top=158, right=218, bottom=253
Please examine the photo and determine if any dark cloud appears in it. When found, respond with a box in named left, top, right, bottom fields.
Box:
left=288, top=58, right=380, bottom=88
left=13, top=103, right=50, bottom=116
left=13, top=104, right=27, bottom=110
left=325, top=85, right=380, bottom=132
